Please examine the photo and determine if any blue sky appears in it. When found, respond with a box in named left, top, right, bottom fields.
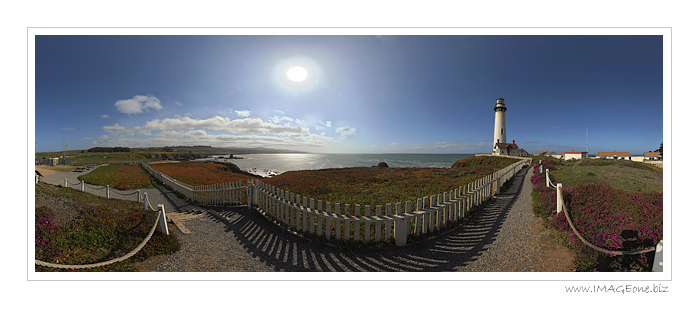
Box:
left=34, top=35, right=663, bottom=155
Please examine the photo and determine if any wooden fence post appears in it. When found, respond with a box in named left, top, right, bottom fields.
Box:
left=354, top=204, right=361, bottom=241
left=158, top=204, right=169, bottom=235
left=429, top=196, right=435, bottom=233
left=652, top=240, right=663, bottom=272
left=386, top=203, right=393, bottom=240
left=404, top=201, right=412, bottom=237
left=325, top=202, right=331, bottom=240
left=556, top=183, right=563, bottom=213
left=303, top=196, right=308, bottom=232
left=106, top=185, right=110, bottom=199
left=336, top=203, right=342, bottom=241
left=365, top=205, right=371, bottom=242
left=395, top=217, right=408, bottom=247
left=317, top=200, right=323, bottom=237
left=376, top=205, right=382, bottom=241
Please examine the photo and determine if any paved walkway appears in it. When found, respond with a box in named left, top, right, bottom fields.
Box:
left=38, top=164, right=572, bottom=272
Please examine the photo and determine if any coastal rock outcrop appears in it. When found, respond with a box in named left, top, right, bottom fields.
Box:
left=376, top=162, right=389, bottom=168
left=214, top=162, right=263, bottom=178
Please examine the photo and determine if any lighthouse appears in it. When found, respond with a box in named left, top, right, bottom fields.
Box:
left=493, top=97, right=507, bottom=152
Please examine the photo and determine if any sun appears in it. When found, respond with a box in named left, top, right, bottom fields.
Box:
left=286, top=66, right=308, bottom=82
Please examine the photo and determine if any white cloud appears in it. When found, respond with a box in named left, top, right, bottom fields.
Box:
left=93, top=115, right=337, bottom=150
left=269, top=116, right=280, bottom=124
left=174, top=101, right=183, bottom=106
left=389, top=142, right=400, bottom=147
left=102, top=123, right=151, bottom=136
left=184, top=113, right=192, bottom=117
left=115, top=95, right=163, bottom=115
left=103, top=123, right=126, bottom=133
left=143, top=115, right=322, bottom=136
left=335, top=126, right=356, bottom=137
left=92, top=128, right=333, bottom=150
left=235, top=110, right=251, bottom=117
left=316, top=120, right=332, bottom=130
left=281, top=116, right=293, bottom=122
left=295, top=119, right=307, bottom=126
left=101, top=114, right=110, bottom=118
left=98, top=135, right=110, bottom=140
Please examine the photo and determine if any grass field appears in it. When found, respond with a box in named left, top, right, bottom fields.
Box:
left=35, top=182, right=180, bottom=272
left=149, top=161, right=257, bottom=186
left=78, top=164, right=155, bottom=190
left=546, top=158, right=662, bottom=193
left=264, top=156, right=521, bottom=207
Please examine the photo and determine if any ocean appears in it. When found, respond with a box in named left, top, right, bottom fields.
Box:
left=196, top=153, right=475, bottom=177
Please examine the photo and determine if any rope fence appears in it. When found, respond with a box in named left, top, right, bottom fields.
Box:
left=539, top=163, right=662, bottom=270
left=35, top=191, right=169, bottom=269
left=61, top=178, right=144, bottom=202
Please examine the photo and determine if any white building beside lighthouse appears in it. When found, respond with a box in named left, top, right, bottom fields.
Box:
left=492, top=97, right=528, bottom=156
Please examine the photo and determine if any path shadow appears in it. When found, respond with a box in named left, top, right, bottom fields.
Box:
left=207, top=166, right=529, bottom=272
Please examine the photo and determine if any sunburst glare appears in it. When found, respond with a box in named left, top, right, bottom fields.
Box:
left=286, top=66, right=308, bottom=82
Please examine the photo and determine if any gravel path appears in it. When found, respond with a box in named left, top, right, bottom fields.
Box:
left=38, top=164, right=572, bottom=272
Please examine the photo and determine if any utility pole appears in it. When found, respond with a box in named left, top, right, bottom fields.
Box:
left=63, top=134, right=66, bottom=165
left=586, top=127, right=588, bottom=154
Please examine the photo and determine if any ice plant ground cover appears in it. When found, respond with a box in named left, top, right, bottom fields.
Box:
left=34, top=182, right=180, bottom=272
left=149, top=161, right=257, bottom=186
left=530, top=158, right=663, bottom=271
left=78, top=163, right=155, bottom=190
left=265, top=156, right=521, bottom=211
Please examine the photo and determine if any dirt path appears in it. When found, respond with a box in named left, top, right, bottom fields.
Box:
left=35, top=166, right=73, bottom=176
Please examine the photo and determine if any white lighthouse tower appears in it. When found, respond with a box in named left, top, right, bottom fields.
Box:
left=493, top=97, right=507, bottom=153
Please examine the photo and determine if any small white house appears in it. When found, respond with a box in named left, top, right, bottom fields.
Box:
left=596, top=151, right=631, bottom=160
left=560, top=150, right=588, bottom=160
left=534, top=150, right=557, bottom=157
left=644, top=151, right=662, bottom=161
left=493, top=139, right=529, bottom=157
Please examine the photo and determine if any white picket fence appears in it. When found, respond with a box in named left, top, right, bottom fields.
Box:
left=142, top=158, right=530, bottom=246
left=193, top=181, right=247, bottom=206
left=248, top=158, right=531, bottom=246
left=142, top=163, right=247, bottom=206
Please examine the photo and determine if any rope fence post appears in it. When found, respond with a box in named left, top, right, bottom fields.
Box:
left=64, top=178, right=67, bottom=187
left=106, top=185, right=110, bottom=199
left=545, top=169, right=550, bottom=188
left=137, top=190, right=141, bottom=203
left=81, top=180, right=84, bottom=192
left=143, top=192, right=148, bottom=210
left=556, top=183, right=563, bottom=213
left=158, top=204, right=169, bottom=235
left=247, top=180, right=252, bottom=209
left=652, top=240, right=663, bottom=272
